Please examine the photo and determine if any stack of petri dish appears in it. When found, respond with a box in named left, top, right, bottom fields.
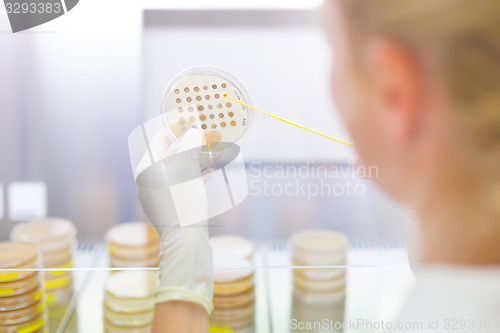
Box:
left=10, top=219, right=77, bottom=307
left=289, top=229, right=348, bottom=304
left=103, top=271, right=157, bottom=333
left=0, top=242, right=48, bottom=333
left=106, top=222, right=160, bottom=268
left=209, top=236, right=255, bottom=331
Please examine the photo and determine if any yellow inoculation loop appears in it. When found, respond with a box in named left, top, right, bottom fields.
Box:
left=222, top=93, right=354, bottom=147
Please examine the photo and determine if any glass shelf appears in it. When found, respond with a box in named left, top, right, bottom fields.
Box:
left=0, top=240, right=416, bottom=333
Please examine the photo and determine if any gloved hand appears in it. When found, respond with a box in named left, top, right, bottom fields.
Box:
left=134, top=128, right=214, bottom=315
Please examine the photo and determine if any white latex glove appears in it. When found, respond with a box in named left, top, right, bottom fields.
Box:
left=135, top=128, right=214, bottom=315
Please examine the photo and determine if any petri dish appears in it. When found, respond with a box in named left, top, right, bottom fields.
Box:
left=10, top=219, right=77, bottom=253
left=104, top=291, right=155, bottom=314
left=109, top=256, right=159, bottom=268
left=292, top=258, right=346, bottom=280
left=106, top=223, right=159, bottom=255
left=45, top=282, right=73, bottom=307
left=209, top=312, right=255, bottom=330
left=212, top=287, right=255, bottom=309
left=292, top=286, right=346, bottom=305
left=104, top=304, right=154, bottom=327
left=105, top=271, right=158, bottom=313
left=213, top=257, right=254, bottom=296
left=0, top=311, right=47, bottom=333
left=210, top=300, right=255, bottom=322
left=0, top=287, right=44, bottom=312
left=161, top=67, right=253, bottom=151
left=0, top=298, right=45, bottom=326
left=104, top=318, right=152, bottom=333
left=0, top=273, right=41, bottom=297
left=44, top=272, right=72, bottom=290
left=210, top=236, right=254, bottom=260
left=290, top=229, right=348, bottom=266
left=42, top=246, right=74, bottom=268
left=0, top=243, right=40, bottom=282
left=293, top=272, right=346, bottom=293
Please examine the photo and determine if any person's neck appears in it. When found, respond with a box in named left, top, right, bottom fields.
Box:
left=416, top=183, right=500, bottom=266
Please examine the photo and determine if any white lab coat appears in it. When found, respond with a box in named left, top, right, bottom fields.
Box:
left=397, top=266, right=500, bottom=332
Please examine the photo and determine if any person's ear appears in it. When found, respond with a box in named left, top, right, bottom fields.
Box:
left=367, top=38, right=424, bottom=147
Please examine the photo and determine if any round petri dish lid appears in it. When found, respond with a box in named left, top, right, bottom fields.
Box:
left=106, top=222, right=159, bottom=248
left=161, top=67, right=253, bottom=150
left=210, top=236, right=254, bottom=260
left=0, top=243, right=39, bottom=270
left=10, top=219, right=77, bottom=252
left=213, top=256, right=254, bottom=283
left=105, top=271, right=159, bottom=299
left=290, top=229, right=348, bottom=255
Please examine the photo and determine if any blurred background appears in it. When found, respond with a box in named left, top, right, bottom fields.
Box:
left=0, top=0, right=407, bottom=244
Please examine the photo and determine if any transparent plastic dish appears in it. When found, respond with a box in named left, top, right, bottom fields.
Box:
left=161, top=67, right=253, bottom=151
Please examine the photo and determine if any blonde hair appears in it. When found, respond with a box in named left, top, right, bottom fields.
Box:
left=338, top=0, right=500, bottom=168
